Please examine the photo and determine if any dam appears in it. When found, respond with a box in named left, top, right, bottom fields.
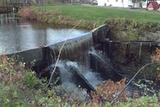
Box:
left=0, top=12, right=160, bottom=101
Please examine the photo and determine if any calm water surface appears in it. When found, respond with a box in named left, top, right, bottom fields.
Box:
left=0, top=22, right=89, bottom=55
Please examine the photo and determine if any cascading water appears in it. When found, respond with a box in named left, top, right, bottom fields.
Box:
left=53, top=60, right=103, bottom=101
left=89, top=47, right=123, bottom=81
left=46, top=45, right=125, bottom=101
left=48, top=32, right=93, bottom=64
left=31, top=23, right=160, bottom=101
left=79, top=67, right=103, bottom=88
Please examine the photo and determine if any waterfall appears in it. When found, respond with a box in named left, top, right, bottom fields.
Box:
left=52, top=60, right=103, bottom=101
left=48, top=32, right=93, bottom=64
left=55, top=61, right=103, bottom=90
left=89, top=47, right=123, bottom=81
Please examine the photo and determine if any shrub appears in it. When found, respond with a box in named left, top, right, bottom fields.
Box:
left=24, top=71, right=39, bottom=88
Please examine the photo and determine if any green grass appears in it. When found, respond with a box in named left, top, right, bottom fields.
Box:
left=33, top=5, right=160, bottom=24
left=24, top=4, right=160, bottom=30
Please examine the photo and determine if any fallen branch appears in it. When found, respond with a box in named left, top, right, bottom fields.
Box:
left=47, top=21, right=82, bottom=87
left=111, top=62, right=154, bottom=104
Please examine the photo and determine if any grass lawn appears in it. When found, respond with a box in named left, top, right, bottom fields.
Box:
left=33, top=4, right=160, bottom=24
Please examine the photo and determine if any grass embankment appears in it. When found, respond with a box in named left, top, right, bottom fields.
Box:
left=19, top=5, right=160, bottom=30
left=19, top=5, right=160, bottom=41
left=0, top=56, right=159, bottom=107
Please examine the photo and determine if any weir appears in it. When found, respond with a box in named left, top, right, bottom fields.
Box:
left=32, top=33, right=93, bottom=79
left=1, top=13, right=160, bottom=99
left=2, top=23, right=123, bottom=94
left=101, top=40, right=158, bottom=78
left=92, top=24, right=160, bottom=79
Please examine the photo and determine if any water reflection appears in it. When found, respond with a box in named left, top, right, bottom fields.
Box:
left=0, top=23, right=88, bottom=55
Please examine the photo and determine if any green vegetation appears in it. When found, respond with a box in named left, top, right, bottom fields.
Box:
left=36, top=5, right=160, bottom=23
left=0, top=56, right=63, bottom=107
left=0, top=56, right=159, bottom=107
left=105, top=18, right=160, bottom=40
left=20, top=5, right=160, bottom=29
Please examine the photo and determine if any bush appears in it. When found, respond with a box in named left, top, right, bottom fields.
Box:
left=0, top=84, right=30, bottom=107
left=24, top=71, right=39, bottom=88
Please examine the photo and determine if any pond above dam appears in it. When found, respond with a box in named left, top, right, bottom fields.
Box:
left=0, top=22, right=89, bottom=55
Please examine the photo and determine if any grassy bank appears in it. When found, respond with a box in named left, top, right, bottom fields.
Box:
left=38, top=5, right=160, bottom=23
left=19, top=5, right=160, bottom=29
left=19, top=5, right=160, bottom=41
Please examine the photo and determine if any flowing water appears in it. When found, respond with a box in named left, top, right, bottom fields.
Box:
left=47, top=48, right=124, bottom=100
left=53, top=60, right=103, bottom=100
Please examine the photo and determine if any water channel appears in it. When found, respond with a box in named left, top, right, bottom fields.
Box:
left=0, top=19, right=88, bottom=55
